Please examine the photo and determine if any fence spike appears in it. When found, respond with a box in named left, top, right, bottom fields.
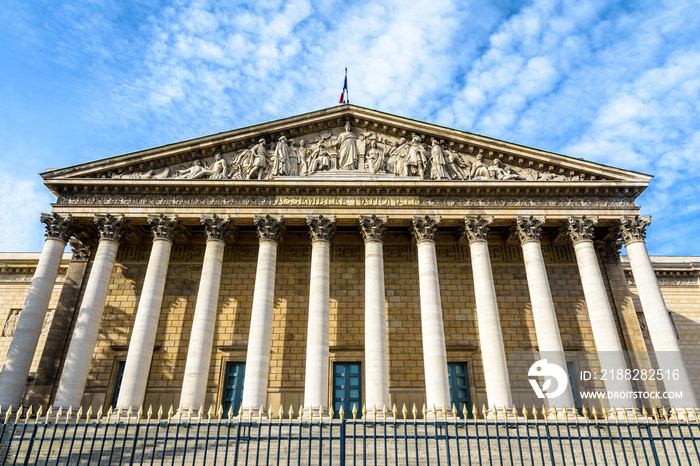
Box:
left=4, top=406, right=12, bottom=425
left=137, top=406, right=143, bottom=421
left=432, top=404, right=437, bottom=419
left=462, top=404, right=468, bottom=420
left=471, top=404, right=478, bottom=420
left=298, top=405, right=303, bottom=421
left=329, top=405, right=334, bottom=419
left=591, top=406, right=598, bottom=420
left=610, top=407, right=618, bottom=421
left=277, top=405, right=283, bottom=420
left=603, top=408, right=609, bottom=421
left=106, top=406, right=112, bottom=421
left=652, top=407, right=659, bottom=421
left=75, top=406, right=82, bottom=422
left=412, top=404, right=417, bottom=421
left=288, top=405, right=294, bottom=420
left=126, top=406, right=133, bottom=423
left=247, top=406, right=253, bottom=423
left=156, top=405, right=162, bottom=422
left=218, top=405, right=224, bottom=420
left=15, top=406, right=22, bottom=425
left=176, top=406, right=183, bottom=423
left=692, top=408, right=698, bottom=424
left=24, top=406, right=33, bottom=424
left=452, top=404, right=458, bottom=419
left=662, top=407, right=669, bottom=422
left=572, top=408, right=579, bottom=423
left=581, top=406, right=588, bottom=418
left=372, top=404, right=377, bottom=422
left=352, top=404, right=358, bottom=420
left=632, top=408, right=639, bottom=422
left=682, top=408, right=689, bottom=422
left=622, top=408, right=629, bottom=421
left=392, top=404, right=398, bottom=419
left=482, top=405, right=487, bottom=419
left=197, top=405, right=203, bottom=419
left=36, top=405, right=43, bottom=422
left=228, top=405, right=234, bottom=420
left=671, top=407, right=679, bottom=422
left=523, top=406, right=529, bottom=421
left=258, top=405, right=264, bottom=420
left=383, top=405, right=388, bottom=421
left=641, top=406, right=648, bottom=421
left=402, top=404, right=407, bottom=421
left=0, top=406, right=2, bottom=419
left=338, top=405, right=344, bottom=420
left=86, top=405, right=93, bottom=422
left=512, top=406, right=518, bottom=420
left=422, top=404, right=427, bottom=419
left=64, top=406, right=71, bottom=423
left=267, top=405, right=273, bottom=421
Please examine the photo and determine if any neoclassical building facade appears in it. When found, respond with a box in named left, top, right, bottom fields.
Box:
left=0, top=105, right=698, bottom=416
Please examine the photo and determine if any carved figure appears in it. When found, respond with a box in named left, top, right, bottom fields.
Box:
left=430, top=139, right=448, bottom=180
left=272, top=136, right=291, bottom=177
left=176, top=160, right=207, bottom=179
left=298, top=140, right=310, bottom=175
left=287, top=139, right=300, bottom=176
left=208, top=152, right=228, bottom=179
left=365, top=140, right=385, bottom=174
left=386, top=138, right=407, bottom=175
left=336, top=122, right=358, bottom=170
left=445, top=149, right=469, bottom=180
left=3, top=309, right=20, bottom=337
left=406, top=136, right=428, bottom=178
left=309, top=138, right=331, bottom=173
left=501, top=163, right=525, bottom=180
left=470, top=152, right=491, bottom=180
left=247, top=139, right=269, bottom=180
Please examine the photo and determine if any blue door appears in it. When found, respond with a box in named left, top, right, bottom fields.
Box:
left=222, top=362, right=246, bottom=417
left=333, top=362, right=362, bottom=418
left=448, top=362, right=472, bottom=418
left=110, top=361, right=125, bottom=408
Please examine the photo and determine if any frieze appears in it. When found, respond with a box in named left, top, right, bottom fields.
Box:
left=105, top=122, right=584, bottom=183
left=626, top=270, right=700, bottom=287
left=0, top=274, right=66, bottom=283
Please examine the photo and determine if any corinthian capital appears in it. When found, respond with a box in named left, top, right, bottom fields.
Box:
left=410, top=215, right=441, bottom=243
left=40, top=213, right=75, bottom=242
left=462, top=215, right=492, bottom=243
left=515, top=215, right=545, bottom=244
left=595, top=239, right=622, bottom=263
left=254, top=214, right=284, bottom=242
left=566, top=215, right=598, bottom=244
left=201, top=214, right=236, bottom=242
left=147, top=214, right=180, bottom=241
left=95, top=214, right=128, bottom=242
left=359, top=215, right=388, bottom=243
left=619, top=215, right=651, bottom=244
left=307, top=215, right=337, bottom=242
left=69, top=238, right=93, bottom=261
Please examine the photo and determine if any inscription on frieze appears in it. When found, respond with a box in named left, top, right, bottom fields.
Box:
left=275, top=195, right=420, bottom=207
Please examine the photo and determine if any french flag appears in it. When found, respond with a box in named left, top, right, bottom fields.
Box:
left=339, top=72, right=348, bottom=104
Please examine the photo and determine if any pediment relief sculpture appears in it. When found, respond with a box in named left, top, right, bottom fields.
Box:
left=109, top=122, right=580, bottom=183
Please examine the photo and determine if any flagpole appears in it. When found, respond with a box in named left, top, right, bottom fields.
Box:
left=345, top=68, right=349, bottom=104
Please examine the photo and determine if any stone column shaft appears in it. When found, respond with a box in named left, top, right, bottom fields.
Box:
left=517, top=216, right=575, bottom=409
left=621, top=216, right=698, bottom=407
left=569, top=236, right=634, bottom=410
left=241, top=215, right=283, bottom=413
left=54, top=239, right=119, bottom=408
left=360, top=215, right=390, bottom=411
left=411, top=216, right=450, bottom=412
left=464, top=216, right=513, bottom=410
left=0, top=213, right=73, bottom=408
left=303, top=215, right=336, bottom=413
left=179, top=240, right=225, bottom=409
left=54, top=214, right=126, bottom=409
left=180, top=215, right=234, bottom=410
left=117, top=215, right=178, bottom=408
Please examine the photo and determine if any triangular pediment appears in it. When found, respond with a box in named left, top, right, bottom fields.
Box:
left=42, top=105, right=651, bottom=188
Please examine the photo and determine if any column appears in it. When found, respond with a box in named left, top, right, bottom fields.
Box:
left=180, top=215, right=236, bottom=410
left=116, top=214, right=179, bottom=409
left=620, top=216, right=698, bottom=408
left=463, top=215, right=513, bottom=410
left=303, top=215, right=336, bottom=415
left=410, top=215, right=451, bottom=412
left=0, top=213, right=74, bottom=408
left=359, top=215, right=390, bottom=411
left=515, top=215, right=575, bottom=409
left=567, top=216, right=635, bottom=411
left=240, top=215, right=284, bottom=414
left=53, top=214, right=128, bottom=409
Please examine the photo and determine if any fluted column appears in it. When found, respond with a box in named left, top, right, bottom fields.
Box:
left=0, top=213, right=74, bottom=408
left=117, top=214, right=179, bottom=409
left=54, top=214, right=128, bottom=409
left=620, top=216, right=698, bottom=408
left=463, top=216, right=513, bottom=410
left=567, top=216, right=636, bottom=410
left=240, top=215, right=284, bottom=414
left=516, top=215, right=575, bottom=409
left=180, top=215, right=236, bottom=411
left=410, top=215, right=451, bottom=412
left=359, top=215, right=390, bottom=411
left=303, top=215, right=336, bottom=415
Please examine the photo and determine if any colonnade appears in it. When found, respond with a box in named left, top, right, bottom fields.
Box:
left=0, top=212, right=696, bottom=413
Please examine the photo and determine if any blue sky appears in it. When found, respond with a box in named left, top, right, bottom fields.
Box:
left=1, top=0, right=699, bottom=255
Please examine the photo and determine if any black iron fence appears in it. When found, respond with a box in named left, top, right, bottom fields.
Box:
left=1, top=404, right=699, bottom=465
